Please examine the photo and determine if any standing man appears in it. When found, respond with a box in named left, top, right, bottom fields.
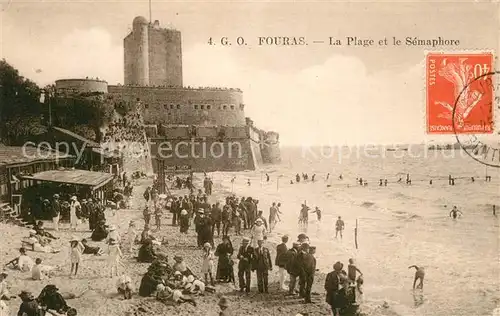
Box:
left=211, top=202, right=222, bottom=237
left=51, top=194, right=61, bottom=232
left=268, top=202, right=281, bottom=232
left=253, top=239, right=273, bottom=294
left=285, top=242, right=301, bottom=296
left=298, top=243, right=316, bottom=303
left=335, top=216, right=345, bottom=239
left=236, top=238, right=253, bottom=293
left=275, top=235, right=289, bottom=291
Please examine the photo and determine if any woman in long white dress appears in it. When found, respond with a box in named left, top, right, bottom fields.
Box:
left=250, top=218, right=267, bottom=247
left=69, top=196, right=81, bottom=231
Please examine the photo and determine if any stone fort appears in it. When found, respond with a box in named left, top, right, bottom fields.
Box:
left=54, top=16, right=280, bottom=172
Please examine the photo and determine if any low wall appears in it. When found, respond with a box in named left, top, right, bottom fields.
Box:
left=150, top=137, right=256, bottom=172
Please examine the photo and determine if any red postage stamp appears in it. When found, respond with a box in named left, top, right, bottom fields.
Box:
left=426, top=53, right=494, bottom=134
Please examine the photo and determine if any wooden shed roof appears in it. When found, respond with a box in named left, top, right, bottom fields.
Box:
left=0, top=145, right=72, bottom=167
left=21, top=169, right=114, bottom=189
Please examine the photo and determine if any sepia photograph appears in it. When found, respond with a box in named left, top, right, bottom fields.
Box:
left=0, top=1, right=499, bottom=315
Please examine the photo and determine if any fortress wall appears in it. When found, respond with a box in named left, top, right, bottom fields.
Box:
left=197, top=126, right=218, bottom=137
left=249, top=138, right=263, bottom=168
left=261, top=143, right=281, bottom=164
left=108, top=86, right=246, bottom=126
left=144, top=125, right=158, bottom=137
left=159, top=126, right=189, bottom=138
left=150, top=138, right=256, bottom=172
left=55, top=79, right=108, bottom=94
left=148, top=28, right=183, bottom=87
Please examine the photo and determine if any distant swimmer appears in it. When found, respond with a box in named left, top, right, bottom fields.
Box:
left=397, top=177, right=402, bottom=183
left=312, top=174, right=316, bottom=182
left=339, top=174, right=343, bottom=180
left=379, top=179, right=383, bottom=186
left=384, top=179, right=388, bottom=186
left=326, top=173, right=330, bottom=181
left=429, top=180, right=433, bottom=185
left=471, top=177, right=474, bottom=183
left=359, top=178, right=363, bottom=186
left=311, top=207, right=322, bottom=221
left=296, top=174, right=301, bottom=183
left=449, top=206, right=463, bottom=219
left=247, top=179, right=251, bottom=186
left=335, top=216, right=345, bottom=239
left=299, top=203, right=310, bottom=227
left=266, top=173, right=270, bottom=182
left=408, top=265, right=425, bottom=289
left=290, top=180, right=294, bottom=184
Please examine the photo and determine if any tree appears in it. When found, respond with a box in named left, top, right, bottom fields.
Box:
left=0, top=59, right=43, bottom=144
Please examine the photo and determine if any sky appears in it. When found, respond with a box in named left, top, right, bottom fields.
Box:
left=1, top=1, right=499, bottom=145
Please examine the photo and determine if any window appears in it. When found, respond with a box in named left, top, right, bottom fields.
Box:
left=136, top=97, right=140, bottom=101
left=223, top=105, right=227, bottom=110
left=201, top=105, right=205, bottom=110
left=170, top=104, right=174, bottom=109
left=207, top=105, right=211, bottom=110
left=194, top=105, right=198, bottom=110
left=177, top=104, right=180, bottom=109
left=230, top=105, right=235, bottom=110
left=240, top=104, right=245, bottom=110
left=163, top=104, right=168, bottom=109
left=144, top=104, right=149, bottom=109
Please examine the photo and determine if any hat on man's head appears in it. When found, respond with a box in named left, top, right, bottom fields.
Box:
left=108, top=225, right=117, bottom=231
left=53, top=194, right=60, bottom=198
left=18, top=291, right=34, bottom=299
left=180, top=209, right=188, bottom=216
left=70, top=236, right=79, bottom=242
left=28, top=229, right=36, bottom=235
left=297, top=233, right=308, bottom=240
left=0, top=272, right=8, bottom=278
left=186, top=275, right=195, bottom=283
left=255, top=218, right=263, bottom=223
left=218, top=296, right=229, bottom=307
left=71, top=196, right=77, bottom=201
left=242, top=237, right=250, bottom=243
left=45, top=284, right=59, bottom=292
left=203, top=242, right=211, bottom=249
left=198, top=209, right=204, bottom=214
left=292, top=242, right=300, bottom=247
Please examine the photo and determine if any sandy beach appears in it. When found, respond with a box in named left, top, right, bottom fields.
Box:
left=1, top=176, right=338, bottom=316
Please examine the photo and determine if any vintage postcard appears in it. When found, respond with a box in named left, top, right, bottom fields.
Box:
left=0, top=1, right=498, bottom=316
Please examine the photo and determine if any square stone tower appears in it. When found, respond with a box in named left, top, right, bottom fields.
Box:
left=124, top=17, right=183, bottom=87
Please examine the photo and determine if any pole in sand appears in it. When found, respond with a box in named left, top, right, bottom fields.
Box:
left=355, top=218, right=359, bottom=249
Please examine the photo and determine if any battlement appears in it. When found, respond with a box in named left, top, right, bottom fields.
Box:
left=55, top=78, right=108, bottom=94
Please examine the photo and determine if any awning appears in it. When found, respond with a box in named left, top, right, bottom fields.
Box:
left=21, top=169, right=115, bottom=190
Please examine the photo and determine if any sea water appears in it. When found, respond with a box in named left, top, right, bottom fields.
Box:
left=211, top=146, right=499, bottom=316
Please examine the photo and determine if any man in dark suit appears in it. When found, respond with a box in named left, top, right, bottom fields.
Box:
left=275, top=235, right=289, bottom=290
left=237, top=237, right=253, bottom=293
left=252, top=239, right=273, bottom=293
left=285, top=242, right=301, bottom=295
left=298, top=244, right=317, bottom=303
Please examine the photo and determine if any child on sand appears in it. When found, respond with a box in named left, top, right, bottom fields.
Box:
left=31, top=258, right=55, bottom=280
left=69, top=239, right=84, bottom=277
left=108, top=239, right=123, bottom=278
left=347, top=258, right=363, bottom=282
left=202, top=242, right=215, bottom=286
